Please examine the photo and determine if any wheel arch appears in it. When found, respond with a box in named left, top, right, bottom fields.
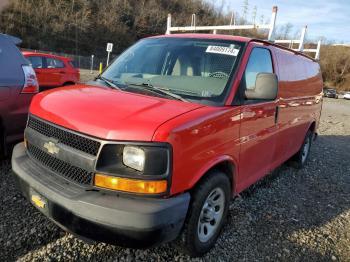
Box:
left=308, top=121, right=317, bottom=140
left=63, top=81, right=76, bottom=86
left=189, top=156, right=237, bottom=197
left=309, top=121, right=316, bottom=133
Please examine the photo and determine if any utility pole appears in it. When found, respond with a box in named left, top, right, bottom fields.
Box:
left=242, top=0, right=249, bottom=22
left=230, top=11, right=234, bottom=25
left=252, top=6, right=257, bottom=24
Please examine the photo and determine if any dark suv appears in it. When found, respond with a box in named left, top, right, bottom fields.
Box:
left=0, top=34, right=39, bottom=158
left=323, top=88, right=338, bottom=99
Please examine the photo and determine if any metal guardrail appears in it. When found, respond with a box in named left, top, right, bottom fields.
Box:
left=21, top=48, right=116, bottom=70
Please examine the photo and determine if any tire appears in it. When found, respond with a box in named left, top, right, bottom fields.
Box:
left=289, top=130, right=313, bottom=169
left=175, top=171, right=231, bottom=257
left=0, top=129, right=5, bottom=160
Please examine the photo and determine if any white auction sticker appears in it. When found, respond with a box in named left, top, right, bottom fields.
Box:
left=206, top=45, right=239, bottom=56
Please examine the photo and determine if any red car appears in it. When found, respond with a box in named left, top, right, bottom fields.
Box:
left=22, top=52, right=80, bottom=90
left=12, top=34, right=323, bottom=256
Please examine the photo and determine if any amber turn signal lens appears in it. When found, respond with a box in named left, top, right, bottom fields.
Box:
left=94, top=174, right=167, bottom=194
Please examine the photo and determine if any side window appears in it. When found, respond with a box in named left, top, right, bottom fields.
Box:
left=27, top=56, right=44, bottom=69
left=244, top=48, right=273, bottom=90
left=68, top=61, right=77, bottom=68
left=46, top=58, right=65, bottom=68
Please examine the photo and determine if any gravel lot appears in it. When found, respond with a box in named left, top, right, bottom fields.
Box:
left=0, top=98, right=349, bottom=261
left=79, top=69, right=98, bottom=84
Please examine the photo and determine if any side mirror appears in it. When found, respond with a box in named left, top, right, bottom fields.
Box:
left=245, top=73, right=278, bottom=100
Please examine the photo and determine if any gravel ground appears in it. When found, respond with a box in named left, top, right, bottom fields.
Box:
left=0, top=98, right=349, bottom=261
left=79, top=69, right=98, bottom=84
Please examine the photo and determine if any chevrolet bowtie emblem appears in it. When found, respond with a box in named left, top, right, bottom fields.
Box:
left=43, top=141, right=60, bottom=155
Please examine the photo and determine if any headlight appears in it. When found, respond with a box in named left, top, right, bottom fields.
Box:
left=96, top=143, right=171, bottom=180
left=123, top=146, right=145, bottom=171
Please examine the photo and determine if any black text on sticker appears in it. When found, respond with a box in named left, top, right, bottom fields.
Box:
left=206, top=46, right=239, bottom=56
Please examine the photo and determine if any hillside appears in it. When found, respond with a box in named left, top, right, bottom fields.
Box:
left=1, top=0, right=349, bottom=90
left=320, top=45, right=350, bottom=91
left=0, top=0, right=225, bottom=56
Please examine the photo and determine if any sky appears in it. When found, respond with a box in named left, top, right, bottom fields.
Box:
left=215, top=0, right=350, bottom=43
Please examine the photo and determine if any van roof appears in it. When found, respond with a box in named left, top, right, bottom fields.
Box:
left=150, top=34, right=318, bottom=62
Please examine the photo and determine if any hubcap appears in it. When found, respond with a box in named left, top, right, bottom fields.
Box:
left=197, top=187, right=225, bottom=243
left=301, top=136, right=310, bottom=163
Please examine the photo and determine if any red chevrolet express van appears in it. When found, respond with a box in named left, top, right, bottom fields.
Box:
left=12, top=34, right=323, bottom=257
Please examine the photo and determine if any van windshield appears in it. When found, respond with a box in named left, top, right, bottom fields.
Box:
left=101, top=38, right=244, bottom=106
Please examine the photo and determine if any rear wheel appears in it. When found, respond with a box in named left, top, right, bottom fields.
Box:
left=175, top=171, right=231, bottom=257
left=0, top=128, right=5, bottom=159
left=289, top=130, right=313, bottom=169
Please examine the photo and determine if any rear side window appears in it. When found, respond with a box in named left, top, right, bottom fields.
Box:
left=27, top=56, right=44, bottom=69
left=244, top=48, right=273, bottom=89
left=68, top=61, right=77, bottom=68
left=46, top=58, right=64, bottom=68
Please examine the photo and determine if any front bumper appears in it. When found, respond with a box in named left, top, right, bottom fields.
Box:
left=12, top=143, right=190, bottom=248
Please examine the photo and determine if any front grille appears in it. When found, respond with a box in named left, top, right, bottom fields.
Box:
left=27, top=143, right=93, bottom=185
left=27, top=116, right=101, bottom=156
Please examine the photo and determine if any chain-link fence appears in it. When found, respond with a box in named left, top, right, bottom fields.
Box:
left=21, top=48, right=118, bottom=70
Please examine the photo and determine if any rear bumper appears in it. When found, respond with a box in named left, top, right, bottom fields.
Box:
left=12, top=143, right=190, bottom=248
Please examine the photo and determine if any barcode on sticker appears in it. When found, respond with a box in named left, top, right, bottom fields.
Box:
left=206, top=46, right=239, bottom=56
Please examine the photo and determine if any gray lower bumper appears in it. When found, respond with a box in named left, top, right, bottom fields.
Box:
left=12, top=143, right=190, bottom=247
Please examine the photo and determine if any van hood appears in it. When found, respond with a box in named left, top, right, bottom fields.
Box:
left=30, top=84, right=203, bottom=141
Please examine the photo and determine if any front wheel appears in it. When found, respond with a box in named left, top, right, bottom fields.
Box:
left=175, top=171, right=231, bottom=257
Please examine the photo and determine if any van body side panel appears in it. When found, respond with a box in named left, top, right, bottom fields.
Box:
left=273, top=47, right=323, bottom=165
left=153, top=106, right=241, bottom=196
left=236, top=101, right=278, bottom=192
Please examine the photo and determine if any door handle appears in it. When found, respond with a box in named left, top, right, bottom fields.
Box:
left=274, top=106, right=280, bottom=124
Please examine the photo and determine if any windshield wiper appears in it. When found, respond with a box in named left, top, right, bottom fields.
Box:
left=125, top=81, right=188, bottom=102
left=95, top=76, right=120, bottom=90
